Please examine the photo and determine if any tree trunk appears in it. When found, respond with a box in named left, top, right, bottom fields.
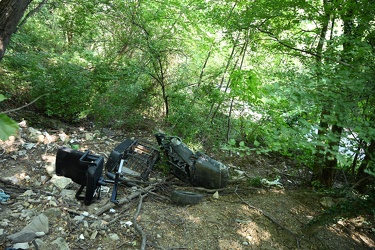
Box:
left=0, top=0, right=32, bottom=61
left=355, top=139, right=375, bottom=192
left=357, top=139, right=375, bottom=177
left=312, top=108, right=329, bottom=184
left=323, top=124, right=343, bottom=186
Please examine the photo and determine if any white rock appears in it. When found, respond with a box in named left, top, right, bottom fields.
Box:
left=212, top=191, right=219, bottom=199
left=50, top=175, right=72, bottom=189
left=81, top=211, right=89, bottom=217
left=58, top=132, right=68, bottom=142
left=124, top=221, right=133, bottom=227
left=13, top=242, right=30, bottom=249
left=35, top=231, right=45, bottom=237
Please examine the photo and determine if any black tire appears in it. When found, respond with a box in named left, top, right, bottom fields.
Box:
left=170, top=190, right=203, bottom=205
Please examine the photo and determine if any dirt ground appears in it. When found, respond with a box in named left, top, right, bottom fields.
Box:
left=0, top=118, right=374, bottom=250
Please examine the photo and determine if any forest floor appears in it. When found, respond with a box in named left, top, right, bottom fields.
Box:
left=0, top=113, right=374, bottom=250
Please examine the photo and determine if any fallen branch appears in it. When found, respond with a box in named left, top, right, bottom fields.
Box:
left=95, top=185, right=155, bottom=216
left=193, top=186, right=264, bottom=194
left=1, top=93, right=49, bottom=114
left=133, top=193, right=147, bottom=250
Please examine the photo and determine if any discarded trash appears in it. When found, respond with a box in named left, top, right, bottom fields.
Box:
left=155, top=133, right=229, bottom=189
left=170, top=190, right=203, bottom=205
left=55, top=134, right=229, bottom=205
left=55, top=138, right=160, bottom=205
left=0, top=189, right=10, bottom=202
left=261, top=178, right=283, bottom=188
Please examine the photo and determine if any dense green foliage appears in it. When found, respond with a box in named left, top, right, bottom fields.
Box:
left=1, top=0, right=374, bottom=189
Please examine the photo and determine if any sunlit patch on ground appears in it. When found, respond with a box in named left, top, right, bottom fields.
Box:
left=328, top=216, right=375, bottom=248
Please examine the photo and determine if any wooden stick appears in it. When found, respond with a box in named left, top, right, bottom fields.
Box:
left=95, top=185, right=155, bottom=216
left=133, top=193, right=147, bottom=250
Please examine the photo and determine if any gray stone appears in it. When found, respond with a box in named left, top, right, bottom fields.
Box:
left=20, top=209, right=35, bottom=220
left=10, top=213, right=21, bottom=218
left=73, top=215, right=85, bottom=223
left=27, top=127, right=43, bottom=143
left=23, top=213, right=49, bottom=234
left=35, top=231, right=45, bottom=237
left=109, top=233, right=119, bottom=241
left=50, top=175, right=72, bottom=189
left=7, top=231, right=36, bottom=243
left=33, top=238, right=44, bottom=249
left=60, top=189, right=76, bottom=200
left=90, top=230, right=98, bottom=240
left=44, top=208, right=62, bottom=221
left=51, top=237, right=70, bottom=250
left=12, top=242, right=30, bottom=249
left=1, top=221, right=8, bottom=227
left=85, top=133, right=94, bottom=140
left=8, top=213, right=49, bottom=243
left=21, top=190, right=36, bottom=196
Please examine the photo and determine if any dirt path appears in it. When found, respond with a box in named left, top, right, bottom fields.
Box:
left=0, top=123, right=374, bottom=249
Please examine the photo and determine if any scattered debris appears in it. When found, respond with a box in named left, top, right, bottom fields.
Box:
left=0, top=121, right=373, bottom=249
left=0, top=189, right=10, bottom=202
left=261, top=178, right=283, bottom=189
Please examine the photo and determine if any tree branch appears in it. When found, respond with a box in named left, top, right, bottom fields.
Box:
left=95, top=185, right=155, bottom=216
left=1, top=94, right=49, bottom=114
left=133, top=193, right=147, bottom=250
left=15, top=0, right=48, bottom=33
left=256, top=27, right=353, bottom=68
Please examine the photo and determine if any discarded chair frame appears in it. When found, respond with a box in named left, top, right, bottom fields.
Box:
left=55, top=138, right=160, bottom=205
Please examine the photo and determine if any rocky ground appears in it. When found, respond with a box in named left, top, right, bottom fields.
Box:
left=0, top=119, right=374, bottom=250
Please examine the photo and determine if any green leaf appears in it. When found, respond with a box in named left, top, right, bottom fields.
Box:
left=0, top=114, right=19, bottom=141
left=228, top=139, right=236, bottom=146
left=0, top=94, right=6, bottom=102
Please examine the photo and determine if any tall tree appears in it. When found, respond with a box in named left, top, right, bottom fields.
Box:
left=0, top=0, right=32, bottom=61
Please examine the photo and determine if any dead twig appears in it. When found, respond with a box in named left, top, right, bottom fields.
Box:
left=95, top=185, right=155, bottom=216
left=193, top=186, right=264, bottom=195
left=133, top=193, right=147, bottom=250
left=1, top=93, right=49, bottom=114
left=108, top=203, right=133, bottom=224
